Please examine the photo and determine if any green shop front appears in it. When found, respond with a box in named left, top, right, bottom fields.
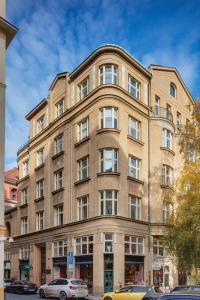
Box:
left=19, top=260, right=32, bottom=280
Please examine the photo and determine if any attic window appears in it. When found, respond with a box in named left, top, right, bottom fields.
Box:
left=170, top=82, right=176, bottom=98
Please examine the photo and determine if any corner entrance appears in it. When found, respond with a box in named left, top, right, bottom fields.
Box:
left=104, top=254, right=113, bottom=292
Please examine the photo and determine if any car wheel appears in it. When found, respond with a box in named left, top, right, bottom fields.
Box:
left=59, top=291, right=67, bottom=300
left=104, top=297, right=112, bottom=300
left=39, top=289, right=46, bottom=298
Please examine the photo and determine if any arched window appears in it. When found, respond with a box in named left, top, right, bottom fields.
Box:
left=170, top=82, right=176, bottom=98
left=10, top=188, right=17, bottom=200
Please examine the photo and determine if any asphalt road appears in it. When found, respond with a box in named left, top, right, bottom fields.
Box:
left=5, top=293, right=99, bottom=300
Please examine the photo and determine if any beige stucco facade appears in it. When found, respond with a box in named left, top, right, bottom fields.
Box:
left=5, top=45, right=193, bottom=294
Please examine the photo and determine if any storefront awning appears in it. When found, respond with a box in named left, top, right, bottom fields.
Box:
left=75, top=255, right=93, bottom=264
left=125, top=255, right=144, bottom=264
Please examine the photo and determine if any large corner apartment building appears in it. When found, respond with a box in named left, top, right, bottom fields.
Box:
left=5, top=45, right=193, bottom=293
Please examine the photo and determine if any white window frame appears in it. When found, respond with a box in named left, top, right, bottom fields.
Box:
left=128, top=75, right=140, bottom=99
left=54, top=205, right=63, bottom=226
left=36, top=114, right=46, bottom=133
left=77, top=196, right=89, bottom=221
left=36, top=211, right=44, bottom=231
left=21, top=217, right=28, bottom=234
left=54, top=169, right=64, bottom=190
left=104, top=233, right=113, bottom=253
left=163, top=204, right=173, bottom=223
left=77, top=118, right=89, bottom=142
left=187, top=147, right=195, bottom=162
left=100, top=190, right=118, bottom=216
left=36, top=148, right=44, bottom=167
left=79, top=78, right=89, bottom=99
left=53, top=240, right=67, bottom=257
left=128, top=156, right=141, bottom=179
left=21, top=188, right=28, bottom=205
left=100, top=107, right=118, bottom=129
left=170, top=82, right=176, bottom=98
left=5, top=251, right=11, bottom=261
left=124, top=235, right=144, bottom=255
left=54, top=134, right=64, bottom=154
left=153, top=237, right=168, bottom=256
left=100, top=65, right=118, bottom=85
left=36, top=179, right=44, bottom=199
left=128, top=116, right=141, bottom=140
left=163, top=129, right=173, bottom=149
left=55, top=99, right=64, bottom=117
left=75, top=236, right=93, bottom=255
left=77, top=157, right=89, bottom=181
left=19, top=247, right=30, bottom=260
left=129, top=195, right=141, bottom=220
left=22, top=160, right=29, bottom=177
left=155, top=95, right=160, bottom=116
left=162, top=165, right=173, bottom=186
left=99, top=148, right=118, bottom=173
left=177, top=112, right=181, bottom=127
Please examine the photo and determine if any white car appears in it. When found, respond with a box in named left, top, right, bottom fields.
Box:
left=39, top=278, right=88, bottom=300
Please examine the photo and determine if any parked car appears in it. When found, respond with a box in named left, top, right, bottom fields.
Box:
left=4, top=279, right=14, bottom=287
left=99, top=285, right=163, bottom=300
left=39, top=278, right=88, bottom=300
left=5, top=280, right=37, bottom=294
left=160, top=294, right=200, bottom=300
left=171, top=285, right=200, bottom=294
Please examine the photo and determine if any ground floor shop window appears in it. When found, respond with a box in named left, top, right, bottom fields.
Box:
left=125, top=256, right=144, bottom=284
left=178, top=271, right=187, bottom=285
left=19, top=260, right=31, bottom=281
left=104, top=254, right=113, bottom=292
left=153, top=265, right=170, bottom=288
left=52, top=257, right=67, bottom=279
left=75, top=255, right=93, bottom=291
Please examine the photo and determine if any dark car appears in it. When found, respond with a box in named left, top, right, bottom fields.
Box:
left=5, top=280, right=37, bottom=294
left=171, top=285, right=200, bottom=294
left=160, top=294, right=200, bottom=300
left=4, top=279, right=14, bottom=287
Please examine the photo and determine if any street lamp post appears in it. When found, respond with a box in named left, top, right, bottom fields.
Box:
left=0, top=1, right=17, bottom=299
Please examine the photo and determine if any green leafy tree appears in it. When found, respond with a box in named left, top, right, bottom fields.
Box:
left=163, top=112, right=200, bottom=283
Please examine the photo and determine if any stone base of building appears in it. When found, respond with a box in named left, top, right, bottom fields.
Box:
left=0, top=287, right=4, bottom=300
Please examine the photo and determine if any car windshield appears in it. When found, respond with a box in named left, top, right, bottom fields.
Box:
left=132, top=286, right=147, bottom=292
left=71, top=280, right=86, bottom=285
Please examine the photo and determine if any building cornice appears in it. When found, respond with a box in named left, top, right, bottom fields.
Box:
left=0, top=16, right=18, bottom=48
left=25, top=98, right=48, bottom=120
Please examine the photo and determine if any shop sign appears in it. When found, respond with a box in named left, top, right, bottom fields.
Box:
left=67, top=251, right=73, bottom=272
left=152, top=262, right=162, bottom=270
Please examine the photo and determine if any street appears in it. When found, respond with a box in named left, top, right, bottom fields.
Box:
left=5, top=293, right=99, bottom=300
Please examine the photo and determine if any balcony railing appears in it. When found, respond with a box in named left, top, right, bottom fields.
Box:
left=151, top=107, right=173, bottom=123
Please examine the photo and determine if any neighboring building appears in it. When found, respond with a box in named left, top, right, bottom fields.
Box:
left=4, top=168, right=18, bottom=212
left=5, top=45, right=193, bottom=293
left=0, top=0, right=17, bottom=297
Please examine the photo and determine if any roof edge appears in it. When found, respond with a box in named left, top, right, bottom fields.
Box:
left=70, top=44, right=152, bottom=80
left=25, top=98, right=48, bottom=121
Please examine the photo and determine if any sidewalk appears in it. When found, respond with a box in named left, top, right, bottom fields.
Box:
left=89, top=294, right=100, bottom=300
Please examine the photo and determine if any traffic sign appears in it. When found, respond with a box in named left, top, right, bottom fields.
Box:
left=67, top=252, right=74, bottom=265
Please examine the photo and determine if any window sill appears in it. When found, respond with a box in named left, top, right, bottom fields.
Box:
left=34, top=196, right=45, bottom=202
left=52, top=187, right=64, bottom=195
left=127, top=135, right=144, bottom=146
left=127, top=176, right=144, bottom=185
left=97, top=128, right=120, bottom=135
left=160, top=184, right=175, bottom=191
left=74, top=177, right=90, bottom=185
left=52, top=151, right=64, bottom=160
left=35, top=163, right=45, bottom=171
left=160, top=147, right=175, bottom=156
left=17, top=175, right=30, bottom=184
left=74, top=136, right=91, bottom=147
left=19, top=203, right=28, bottom=209
left=97, top=172, right=120, bottom=176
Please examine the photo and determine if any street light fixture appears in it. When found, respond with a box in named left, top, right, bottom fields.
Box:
left=0, top=237, right=14, bottom=243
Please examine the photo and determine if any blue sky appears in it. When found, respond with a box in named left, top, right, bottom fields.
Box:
left=6, top=0, right=200, bottom=169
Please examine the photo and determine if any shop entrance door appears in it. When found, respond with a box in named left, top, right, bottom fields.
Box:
left=104, top=270, right=113, bottom=292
